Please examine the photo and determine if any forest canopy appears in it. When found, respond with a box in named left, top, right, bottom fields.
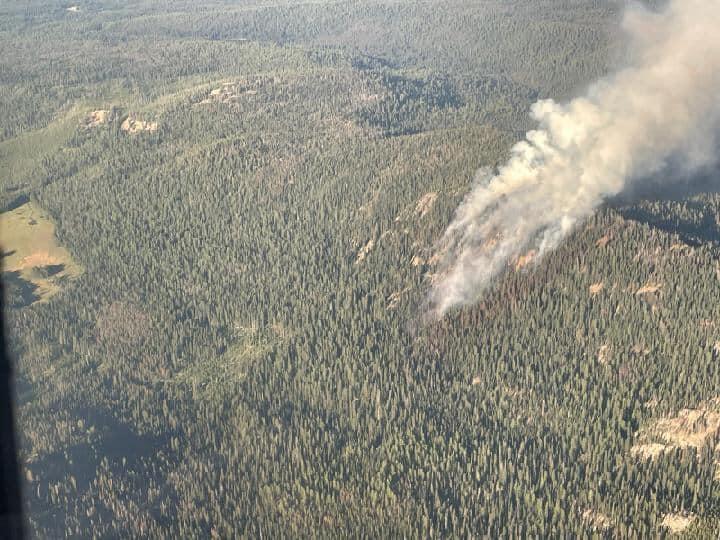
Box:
left=1, top=0, right=719, bottom=537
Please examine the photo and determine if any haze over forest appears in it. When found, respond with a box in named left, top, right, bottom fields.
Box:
left=1, top=0, right=720, bottom=537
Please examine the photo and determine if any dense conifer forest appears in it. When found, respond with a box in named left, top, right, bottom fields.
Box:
left=2, top=0, right=720, bottom=536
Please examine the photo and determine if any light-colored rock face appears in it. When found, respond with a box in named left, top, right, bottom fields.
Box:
left=394, top=192, right=440, bottom=223
left=630, top=442, right=669, bottom=459
left=635, top=282, right=662, bottom=295
left=198, top=80, right=262, bottom=105
left=631, top=400, right=720, bottom=459
left=414, top=192, right=438, bottom=218
left=121, top=117, right=158, bottom=134
left=355, top=238, right=375, bottom=264
left=597, top=344, right=611, bottom=365
left=589, top=282, right=604, bottom=295
left=385, top=287, right=410, bottom=311
left=660, top=512, right=695, bottom=533
left=582, top=509, right=613, bottom=532
left=652, top=408, right=720, bottom=449
left=84, top=110, right=110, bottom=128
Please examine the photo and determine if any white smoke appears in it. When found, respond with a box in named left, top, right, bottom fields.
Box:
left=430, top=0, right=720, bottom=317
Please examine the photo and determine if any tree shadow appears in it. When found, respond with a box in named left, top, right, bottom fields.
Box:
left=608, top=167, right=720, bottom=246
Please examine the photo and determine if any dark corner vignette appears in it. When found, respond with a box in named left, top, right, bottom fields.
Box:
left=0, top=275, right=24, bottom=540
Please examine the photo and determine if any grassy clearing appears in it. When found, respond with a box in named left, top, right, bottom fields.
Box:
left=0, top=75, right=226, bottom=191
left=136, top=74, right=234, bottom=111
left=0, top=82, right=127, bottom=189
left=0, top=201, right=83, bottom=304
left=0, top=105, right=85, bottom=190
left=1, top=61, right=332, bottom=192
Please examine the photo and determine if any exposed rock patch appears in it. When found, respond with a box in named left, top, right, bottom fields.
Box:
left=636, top=282, right=662, bottom=295
left=660, top=512, right=695, bottom=533
left=121, top=117, right=158, bottom=134
left=386, top=287, right=410, bottom=310
left=631, top=400, right=720, bottom=460
left=582, top=508, right=613, bottom=532
left=83, top=110, right=110, bottom=128
left=355, top=238, right=375, bottom=264
left=414, top=192, right=438, bottom=218
left=198, top=80, right=262, bottom=105
left=631, top=443, right=669, bottom=459
left=589, top=282, right=604, bottom=295
left=597, top=344, right=611, bottom=365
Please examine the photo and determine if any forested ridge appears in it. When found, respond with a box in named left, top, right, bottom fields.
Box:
left=2, top=0, right=720, bottom=537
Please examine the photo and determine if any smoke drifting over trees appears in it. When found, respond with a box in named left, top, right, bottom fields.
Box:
left=431, top=0, right=720, bottom=317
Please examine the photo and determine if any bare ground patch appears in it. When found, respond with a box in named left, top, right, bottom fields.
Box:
left=660, top=512, right=695, bottom=533
left=83, top=110, right=110, bottom=128
left=636, top=282, right=663, bottom=295
left=582, top=508, right=613, bottom=532
left=411, top=255, right=425, bottom=267
left=386, top=287, right=410, bottom=310
left=121, top=117, right=158, bottom=134
left=631, top=399, right=720, bottom=460
left=414, top=192, right=438, bottom=218
left=597, top=344, right=611, bottom=365
left=197, top=79, right=263, bottom=106
left=355, top=238, right=375, bottom=264
left=589, top=282, right=604, bottom=295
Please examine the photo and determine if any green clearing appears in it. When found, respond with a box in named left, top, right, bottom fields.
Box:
left=0, top=201, right=83, bottom=304
left=174, top=330, right=277, bottom=402
left=5, top=1, right=720, bottom=537
left=0, top=75, right=230, bottom=192
left=0, top=106, right=85, bottom=190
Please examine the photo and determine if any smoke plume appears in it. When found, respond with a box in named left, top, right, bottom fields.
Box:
left=430, top=0, right=720, bottom=317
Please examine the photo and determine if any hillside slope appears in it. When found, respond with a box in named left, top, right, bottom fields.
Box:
left=2, top=1, right=719, bottom=537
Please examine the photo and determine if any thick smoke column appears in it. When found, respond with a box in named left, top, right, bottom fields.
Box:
left=430, top=0, right=720, bottom=317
